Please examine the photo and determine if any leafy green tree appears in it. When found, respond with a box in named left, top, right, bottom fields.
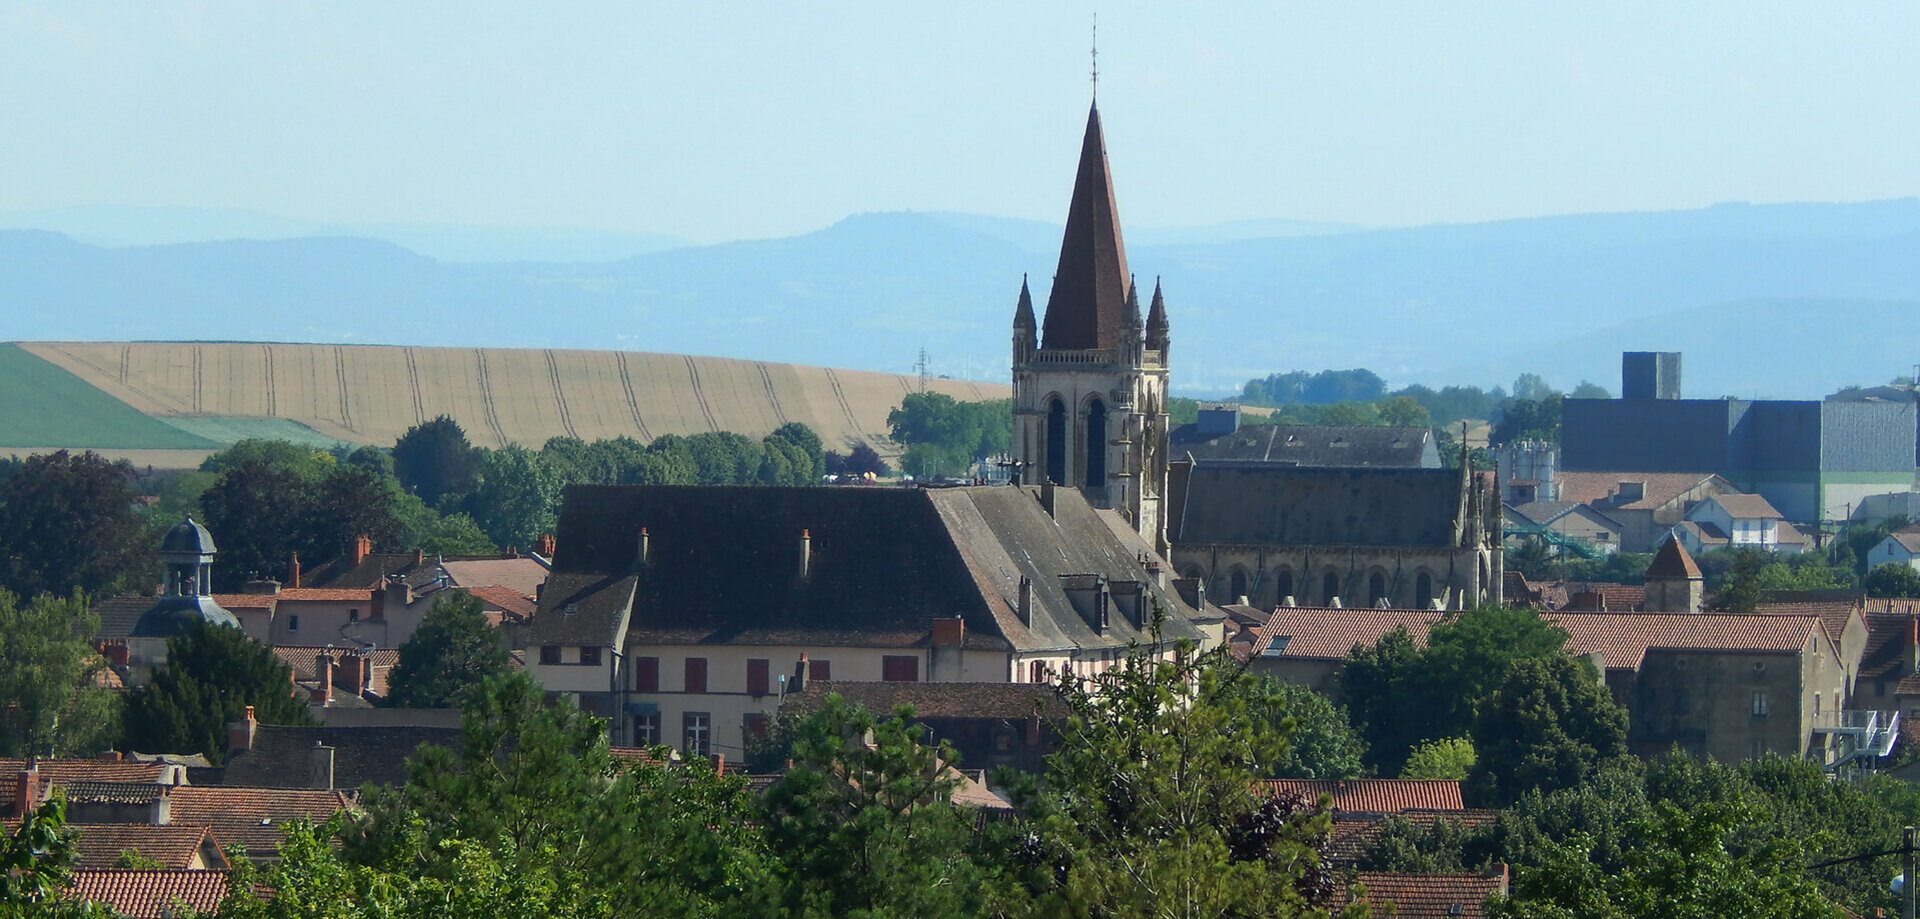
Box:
left=1489, top=800, right=1842, bottom=919
left=0, top=591, right=121, bottom=758
left=1490, top=395, right=1562, bottom=446
left=411, top=509, right=498, bottom=557
left=1375, top=394, right=1431, bottom=427
left=1868, top=561, right=1920, bottom=598
left=200, top=439, right=337, bottom=480
left=1341, top=625, right=1430, bottom=775
left=887, top=394, right=1010, bottom=478
left=1401, top=737, right=1476, bottom=780
left=199, top=459, right=313, bottom=589
left=392, top=415, right=477, bottom=508
left=1510, top=373, right=1559, bottom=402
left=1242, top=678, right=1368, bottom=779
left=1, top=792, right=106, bottom=917
left=1000, top=638, right=1353, bottom=918
left=766, top=422, right=826, bottom=483
left=465, top=445, right=561, bottom=550
left=1315, top=400, right=1378, bottom=426
left=120, top=621, right=312, bottom=763
left=0, top=450, right=152, bottom=600
left=1569, top=381, right=1611, bottom=399
left=1467, top=656, right=1628, bottom=806
left=385, top=592, right=513, bottom=708
left=1710, top=547, right=1766, bottom=612
left=759, top=694, right=995, bottom=918
left=823, top=443, right=890, bottom=478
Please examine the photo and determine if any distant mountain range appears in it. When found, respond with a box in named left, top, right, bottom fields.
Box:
left=3, top=199, right=1917, bottom=399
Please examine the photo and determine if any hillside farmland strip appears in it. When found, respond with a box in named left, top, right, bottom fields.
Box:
left=473, top=349, right=508, bottom=447
left=823, top=367, right=861, bottom=432
left=616, top=352, right=653, bottom=441
left=262, top=345, right=277, bottom=417
left=546, top=350, right=578, bottom=439
left=683, top=355, right=719, bottom=433
left=757, top=362, right=789, bottom=425
left=192, top=345, right=204, bottom=413
left=333, top=346, right=354, bottom=432
left=404, top=347, right=424, bottom=425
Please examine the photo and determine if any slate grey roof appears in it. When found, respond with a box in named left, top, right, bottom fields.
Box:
left=159, top=517, right=215, bottom=554
left=1170, top=424, right=1437, bottom=468
left=92, top=596, right=158, bottom=640
left=542, top=484, right=1202, bottom=655
left=129, top=596, right=238, bottom=638
left=784, top=681, right=1071, bottom=721
left=530, top=573, right=637, bottom=646
left=1168, top=464, right=1465, bottom=548
left=223, top=724, right=462, bottom=790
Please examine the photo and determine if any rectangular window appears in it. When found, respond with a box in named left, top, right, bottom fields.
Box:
left=808, top=659, right=831, bottom=682
left=539, top=645, right=562, bottom=666
left=288, top=614, right=300, bottom=632
left=685, top=658, right=708, bottom=694
left=634, top=713, right=660, bottom=745
left=882, top=655, right=920, bottom=682
left=743, top=712, right=769, bottom=742
left=579, top=646, right=602, bottom=667
left=747, top=659, right=770, bottom=697
left=683, top=712, right=711, bottom=757
left=634, top=657, right=660, bottom=692
left=1751, top=691, right=1769, bottom=716
left=348, top=608, right=360, bottom=622
left=1030, top=660, right=1049, bottom=684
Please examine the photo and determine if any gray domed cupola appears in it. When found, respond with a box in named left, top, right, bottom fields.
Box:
left=131, top=514, right=237, bottom=638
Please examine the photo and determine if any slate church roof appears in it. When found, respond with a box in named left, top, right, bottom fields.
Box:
left=536, top=484, right=1204, bottom=653
left=1169, top=424, right=1436, bottom=468
left=1168, top=463, right=1467, bottom=548
left=1041, top=102, right=1133, bottom=352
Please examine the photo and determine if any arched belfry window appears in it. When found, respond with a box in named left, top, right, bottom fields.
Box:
left=1322, top=571, right=1341, bottom=605
left=1368, top=572, right=1388, bottom=607
left=1415, top=573, right=1435, bottom=609
left=1229, top=568, right=1248, bottom=602
left=1275, top=569, right=1294, bottom=603
left=1085, top=398, right=1107, bottom=487
left=1046, top=398, right=1067, bottom=485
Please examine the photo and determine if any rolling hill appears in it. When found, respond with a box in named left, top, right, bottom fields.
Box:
left=2, top=342, right=1007, bottom=467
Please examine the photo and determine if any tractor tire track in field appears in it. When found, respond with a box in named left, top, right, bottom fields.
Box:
left=404, top=347, right=425, bottom=425
left=333, top=347, right=354, bottom=432
left=616, top=353, right=653, bottom=442
left=191, top=345, right=204, bottom=413
left=262, top=345, right=277, bottom=416
left=474, top=349, right=508, bottom=447
left=119, top=346, right=129, bottom=386
left=683, top=356, right=719, bottom=432
left=756, top=362, right=789, bottom=425
left=546, top=350, right=578, bottom=440
left=823, top=368, right=861, bottom=432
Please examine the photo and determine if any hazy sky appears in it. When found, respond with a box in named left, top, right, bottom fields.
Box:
left=4, top=2, right=1916, bottom=243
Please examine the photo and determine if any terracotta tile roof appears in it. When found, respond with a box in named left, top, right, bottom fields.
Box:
left=1646, top=537, right=1702, bottom=579
left=1865, top=598, right=1920, bottom=617
left=1263, top=778, right=1464, bottom=812
left=1858, top=612, right=1916, bottom=681
left=70, top=824, right=228, bottom=869
left=270, top=646, right=400, bottom=681
left=1346, top=869, right=1509, bottom=919
left=1754, top=601, right=1862, bottom=644
left=1256, top=607, right=1444, bottom=660
left=439, top=558, right=550, bottom=597
left=0, top=758, right=182, bottom=788
left=1707, top=493, right=1786, bottom=520
left=164, top=786, right=355, bottom=857
left=210, top=593, right=277, bottom=611
left=1550, top=612, right=1820, bottom=670
left=64, top=781, right=165, bottom=805
left=1555, top=471, right=1728, bottom=510
left=1559, top=583, right=1646, bottom=612
left=274, top=588, right=376, bottom=602
left=468, top=584, right=537, bottom=618
left=64, top=868, right=232, bottom=918
left=785, top=681, right=1071, bottom=721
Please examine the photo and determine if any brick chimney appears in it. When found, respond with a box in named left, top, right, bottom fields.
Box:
left=792, top=653, right=810, bottom=694
left=1040, top=480, right=1056, bottom=517
left=1017, top=576, right=1033, bottom=625
left=931, top=617, right=964, bottom=681
left=228, top=705, right=258, bottom=756
left=534, top=533, right=556, bottom=557
left=151, top=784, right=171, bottom=826
left=287, top=552, right=302, bottom=589
left=635, top=527, right=651, bottom=568
left=337, top=652, right=367, bottom=696
left=96, top=749, right=123, bottom=761
left=100, top=640, right=130, bottom=668
left=349, top=534, right=371, bottom=566
left=11, top=761, right=38, bottom=819
left=505, top=545, right=518, bottom=559
left=312, top=653, right=333, bottom=705
left=413, top=548, right=425, bottom=567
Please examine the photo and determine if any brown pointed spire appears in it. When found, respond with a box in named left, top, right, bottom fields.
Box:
left=1146, top=276, right=1168, bottom=352
left=1124, top=275, right=1142, bottom=330
left=1014, top=274, right=1036, bottom=331
left=1041, top=101, right=1131, bottom=351
left=1647, top=535, right=1703, bottom=579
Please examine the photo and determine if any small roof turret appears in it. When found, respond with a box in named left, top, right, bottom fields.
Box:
left=160, top=515, right=216, bottom=556
left=1013, top=274, right=1036, bottom=331
left=1646, top=535, right=1703, bottom=580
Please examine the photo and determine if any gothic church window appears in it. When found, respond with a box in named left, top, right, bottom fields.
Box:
left=1046, top=398, right=1067, bottom=485
left=1368, top=572, right=1388, bottom=607
left=1322, top=572, right=1340, bottom=605
left=1086, top=398, right=1107, bottom=486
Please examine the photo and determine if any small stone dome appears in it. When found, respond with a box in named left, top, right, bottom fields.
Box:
left=130, top=596, right=240, bottom=638
left=160, top=516, right=217, bottom=555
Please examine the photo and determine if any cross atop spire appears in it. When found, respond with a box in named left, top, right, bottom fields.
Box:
left=1090, top=14, right=1099, bottom=97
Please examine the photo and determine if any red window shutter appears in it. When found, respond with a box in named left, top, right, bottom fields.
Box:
left=634, top=657, right=659, bottom=692
left=882, top=656, right=919, bottom=682
left=685, top=658, right=707, bottom=694
left=808, top=659, right=830, bottom=682
left=747, top=659, right=770, bottom=696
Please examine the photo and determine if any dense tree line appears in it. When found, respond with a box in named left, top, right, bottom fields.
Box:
left=886, top=393, right=1011, bottom=479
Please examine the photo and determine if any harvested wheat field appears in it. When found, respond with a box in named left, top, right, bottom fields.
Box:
left=20, top=342, right=1008, bottom=453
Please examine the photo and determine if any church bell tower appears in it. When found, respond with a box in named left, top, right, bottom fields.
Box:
left=1012, top=101, right=1172, bottom=551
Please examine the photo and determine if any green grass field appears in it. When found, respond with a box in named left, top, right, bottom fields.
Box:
left=0, top=343, right=220, bottom=448
left=156, top=415, right=349, bottom=449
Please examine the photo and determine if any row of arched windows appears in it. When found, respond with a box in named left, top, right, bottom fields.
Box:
left=1042, top=395, right=1106, bottom=488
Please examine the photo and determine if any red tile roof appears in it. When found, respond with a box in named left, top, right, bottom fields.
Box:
left=211, top=593, right=276, bottom=611
left=439, top=558, right=550, bottom=597
left=1555, top=471, right=1727, bottom=510
left=1646, top=537, right=1702, bottom=579
left=164, top=786, right=355, bottom=857
left=1263, top=778, right=1464, bottom=812
left=274, top=588, right=375, bottom=602
left=1753, top=601, right=1862, bottom=644
left=270, top=646, right=400, bottom=681
left=64, top=868, right=232, bottom=918
left=1257, top=607, right=1444, bottom=660
left=1346, top=869, right=1509, bottom=918
left=70, top=824, right=227, bottom=869
left=1550, top=612, right=1821, bottom=669
left=1560, top=583, right=1646, bottom=612
left=1325, top=809, right=1498, bottom=865
left=468, top=584, right=537, bottom=618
